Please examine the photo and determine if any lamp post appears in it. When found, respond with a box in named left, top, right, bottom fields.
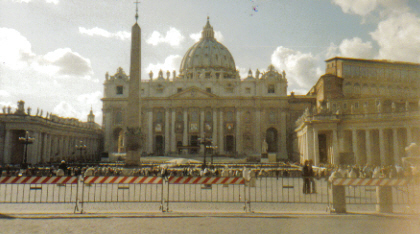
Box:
left=75, top=141, right=87, bottom=162
left=19, top=131, right=34, bottom=169
left=198, top=137, right=213, bottom=169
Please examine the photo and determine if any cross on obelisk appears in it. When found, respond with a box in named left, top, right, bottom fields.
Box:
left=134, top=1, right=141, bottom=22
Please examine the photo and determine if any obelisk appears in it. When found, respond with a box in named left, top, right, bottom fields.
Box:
left=125, top=5, right=142, bottom=165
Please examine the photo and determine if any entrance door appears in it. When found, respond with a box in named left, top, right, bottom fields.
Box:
left=190, top=135, right=198, bottom=154
left=319, top=134, right=327, bottom=163
left=155, top=136, right=164, bottom=156
left=266, top=128, right=278, bottom=153
left=225, top=135, right=235, bottom=153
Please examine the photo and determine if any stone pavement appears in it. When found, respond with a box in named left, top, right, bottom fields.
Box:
left=0, top=212, right=419, bottom=234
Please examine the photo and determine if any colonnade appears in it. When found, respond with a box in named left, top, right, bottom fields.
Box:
left=297, top=125, right=418, bottom=166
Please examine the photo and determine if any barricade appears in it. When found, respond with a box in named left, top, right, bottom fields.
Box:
left=330, top=178, right=418, bottom=213
left=164, top=176, right=246, bottom=212
left=80, top=176, right=164, bottom=213
left=0, top=176, right=80, bottom=212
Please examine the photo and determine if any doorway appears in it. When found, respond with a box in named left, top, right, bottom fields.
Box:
left=225, top=135, right=235, bottom=153
left=155, top=135, right=164, bottom=156
left=266, top=128, right=278, bottom=153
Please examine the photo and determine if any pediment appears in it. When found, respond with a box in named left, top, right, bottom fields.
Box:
left=170, top=86, right=218, bottom=98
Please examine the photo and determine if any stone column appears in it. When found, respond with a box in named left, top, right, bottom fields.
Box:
left=104, top=111, right=112, bottom=153
left=352, top=129, right=359, bottom=165
left=379, top=128, right=386, bottom=166
left=171, top=110, right=176, bottom=152
left=212, top=109, right=218, bottom=149
left=306, top=127, right=314, bottom=163
left=393, top=128, right=399, bottom=165
left=406, top=127, right=412, bottom=144
left=148, top=110, right=153, bottom=154
left=3, top=130, right=11, bottom=164
left=279, top=111, right=287, bottom=160
left=200, top=109, right=205, bottom=154
left=255, top=108, right=261, bottom=153
left=366, top=130, right=372, bottom=165
left=313, top=128, right=319, bottom=165
left=219, top=109, right=224, bottom=154
left=332, top=129, right=339, bottom=165
left=183, top=109, right=188, bottom=149
left=165, top=108, right=170, bottom=155
left=235, top=108, right=241, bottom=155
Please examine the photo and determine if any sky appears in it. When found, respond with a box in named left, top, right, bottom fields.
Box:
left=1, top=0, right=420, bottom=125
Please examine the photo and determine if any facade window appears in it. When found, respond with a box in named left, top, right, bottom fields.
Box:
left=226, top=88, right=234, bottom=93
left=354, top=102, right=359, bottom=109
left=205, top=111, right=212, bottom=121
left=206, top=87, right=212, bottom=93
left=343, top=103, right=347, bottom=109
left=176, top=112, right=183, bottom=121
left=226, top=111, right=234, bottom=121
left=268, top=84, right=275, bottom=93
left=245, top=87, right=251, bottom=94
left=116, top=86, right=124, bottom=95
left=177, top=88, right=183, bottom=93
left=205, top=73, right=210, bottom=79
left=156, top=111, right=163, bottom=122
left=191, top=111, right=198, bottom=122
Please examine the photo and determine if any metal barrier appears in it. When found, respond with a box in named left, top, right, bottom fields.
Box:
left=81, top=176, right=163, bottom=213
left=329, top=178, right=419, bottom=213
left=0, top=176, right=80, bottom=212
left=0, top=175, right=417, bottom=214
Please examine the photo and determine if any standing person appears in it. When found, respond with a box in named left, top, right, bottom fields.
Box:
left=59, top=160, right=67, bottom=175
left=302, top=160, right=310, bottom=194
left=309, top=159, right=316, bottom=193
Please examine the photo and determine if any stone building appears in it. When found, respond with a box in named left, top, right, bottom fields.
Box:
left=296, top=57, right=420, bottom=166
left=0, top=100, right=103, bottom=164
left=102, top=17, right=314, bottom=160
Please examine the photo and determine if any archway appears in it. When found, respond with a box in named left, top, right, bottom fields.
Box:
left=266, top=128, right=278, bottom=153
left=155, top=135, right=164, bottom=155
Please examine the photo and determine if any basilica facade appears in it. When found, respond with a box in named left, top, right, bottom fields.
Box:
left=102, top=18, right=313, bottom=160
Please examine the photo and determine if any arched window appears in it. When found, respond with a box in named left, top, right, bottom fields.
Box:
left=344, top=82, right=352, bottom=94
left=354, top=83, right=361, bottom=94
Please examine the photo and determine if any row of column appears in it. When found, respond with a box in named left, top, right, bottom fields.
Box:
left=298, top=126, right=415, bottom=166
left=2, top=130, right=99, bottom=164
left=144, top=108, right=288, bottom=158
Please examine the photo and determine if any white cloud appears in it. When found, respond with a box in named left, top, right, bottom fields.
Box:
left=271, top=46, right=322, bottom=89
left=332, top=0, right=409, bottom=17
left=189, top=30, right=224, bottom=42
left=0, top=90, right=11, bottom=97
left=77, top=91, right=103, bottom=106
left=0, top=28, right=35, bottom=69
left=145, top=55, right=182, bottom=79
left=53, top=101, right=80, bottom=119
left=332, top=0, right=378, bottom=16
left=146, top=27, right=185, bottom=47
left=370, top=12, right=420, bottom=63
left=327, top=37, right=374, bottom=59
left=1, top=28, right=93, bottom=78
left=79, top=27, right=130, bottom=41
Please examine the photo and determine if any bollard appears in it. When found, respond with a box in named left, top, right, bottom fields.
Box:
left=376, top=186, right=393, bottom=213
left=331, top=185, right=346, bottom=213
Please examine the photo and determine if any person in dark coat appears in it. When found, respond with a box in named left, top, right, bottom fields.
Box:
left=309, top=159, right=316, bottom=193
left=59, top=160, right=67, bottom=175
left=302, top=160, right=310, bottom=194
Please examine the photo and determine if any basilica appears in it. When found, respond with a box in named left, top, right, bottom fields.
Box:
left=102, top=16, right=420, bottom=166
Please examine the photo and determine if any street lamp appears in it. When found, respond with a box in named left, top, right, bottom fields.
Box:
left=198, top=137, right=213, bottom=169
left=19, top=131, right=34, bottom=169
left=75, top=141, right=87, bottom=162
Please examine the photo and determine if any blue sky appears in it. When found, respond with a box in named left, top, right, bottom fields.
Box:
left=1, top=0, right=420, bottom=124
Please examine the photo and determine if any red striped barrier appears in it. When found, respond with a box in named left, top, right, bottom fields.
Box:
left=168, top=177, right=245, bottom=185
left=83, top=176, right=162, bottom=184
left=0, top=176, right=78, bottom=184
left=332, top=178, right=409, bottom=186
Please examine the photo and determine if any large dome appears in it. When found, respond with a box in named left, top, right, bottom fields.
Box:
left=179, top=18, right=237, bottom=79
